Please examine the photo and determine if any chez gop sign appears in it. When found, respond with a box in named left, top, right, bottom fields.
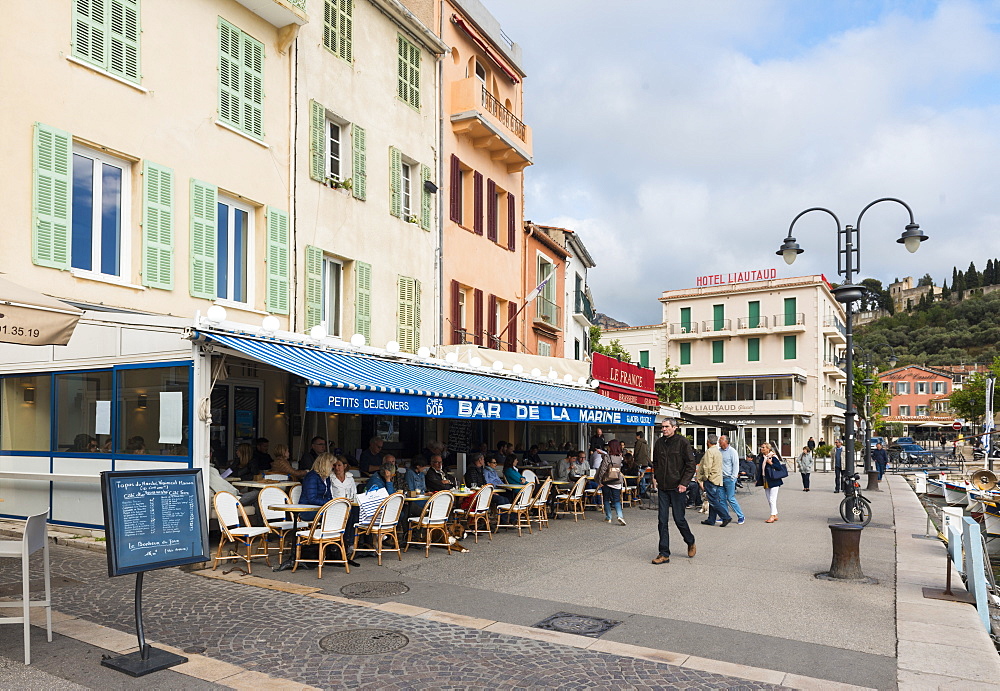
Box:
left=696, top=268, right=777, bottom=287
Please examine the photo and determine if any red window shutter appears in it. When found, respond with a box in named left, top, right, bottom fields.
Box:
left=508, top=300, right=517, bottom=352
left=449, top=155, right=461, bottom=223
left=451, top=279, right=462, bottom=344
left=473, top=171, right=483, bottom=235
left=486, top=179, right=497, bottom=242
left=507, top=193, right=516, bottom=251
left=487, top=294, right=498, bottom=347
left=473, top=288, right=484, bottom=345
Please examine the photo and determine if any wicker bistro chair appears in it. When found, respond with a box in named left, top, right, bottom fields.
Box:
left=495, top=484, right=535, bottom=536
left=554, top=476, right=587, bottom=521
left=405, top=490, right=456, bottom=557
left=529, top=478, right=554, bottom=530
left=294, top=498, right=352, bottom=578
left=584, top=468, right=601, bottom=509
left=353, top=491, right=405, bottom=565
left=452, top=485, right=494, bottom=543
left=213, top=492, right=271, bottom=574
left=521, top=469, right=538, bottom=484
left=289, top=484, right=303, bottom=503
left=258, top=486, right=295, bottom=561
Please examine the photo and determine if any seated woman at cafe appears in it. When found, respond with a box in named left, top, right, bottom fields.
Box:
left=364, top=461, right=398, bottom=494
left=330, top=455, right=360, bottom=566
left=621, top=452, right=640, bottom=486
left=503, top=455, right=525, bottom=484
left=406, top=459, right=429, bottom=494
left=228, top=443, right=256, bottom=481
left=269, top=443, right=308, bottom=481
left=483, top=456, right=505, bottom=486
left=299, top=452, right=336, bottom=521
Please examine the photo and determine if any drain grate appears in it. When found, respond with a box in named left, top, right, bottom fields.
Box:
left=319, top=629, right=409, bottom=655
left=339, top=581, right=409, bottom=599
left=0, top=576, right=82, bottom=598
left=533, top=612, right=622, bottom=638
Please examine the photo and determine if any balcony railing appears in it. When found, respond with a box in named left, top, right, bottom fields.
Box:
left=736, top=315, right=769, bottom=329
left=482, top=86, right=526, bottom=141
left=669, top=322, right=697, bottom=335
left=701, top=318, right=732, bottom=332
left=574, top=290, right=595, bottom=322
left=452, top=328, right=471, bottom=345
left=535, top=296, right=561, bottom=326
left=773, top=312, right=806, bottom=327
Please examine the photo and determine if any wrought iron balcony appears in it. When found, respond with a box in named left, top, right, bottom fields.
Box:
left=772, top=312, right=806, bottom=328
left=574, top=290, right=595, bottom=323
left=701, top=318, right=732, bottom=332
left=669, top=322, right=697, bottom=335
left=534, top=296, right=561, bottom=327
left=737, top=315, right=769, bottom=329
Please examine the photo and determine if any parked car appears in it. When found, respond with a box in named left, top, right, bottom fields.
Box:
left=869, top=436, right=885, bottom=449
left=893, top=442, right=936, bottom=464
left=893, top=437, right=915, bottom=445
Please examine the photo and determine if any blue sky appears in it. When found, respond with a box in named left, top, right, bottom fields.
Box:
left=487, top=0, right=1000, bottom=325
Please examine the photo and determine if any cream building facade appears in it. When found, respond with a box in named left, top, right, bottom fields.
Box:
left=605, top=275, right=848, bottom=459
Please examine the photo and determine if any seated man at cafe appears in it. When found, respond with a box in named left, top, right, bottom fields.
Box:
left=406, top=458, right=429, bottom=494
left=364, top=460, right=398, bottom=494
left=524, top=444, right=543, bottom=466
left=359, top=436, right=385, bottom=475
left=568, top=450, right=590, bottom=480
left=426, top=455, right=456, bottom=492
left=299, top=436, right=327, bottom=472
left=555, top=450, right=575, bottom=481
left=464, top=453, right=488, bottom=487
left=250, top=437, right=273, bottom=477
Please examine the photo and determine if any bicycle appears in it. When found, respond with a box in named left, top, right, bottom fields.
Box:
left=839, top=472, right=872, bottom=526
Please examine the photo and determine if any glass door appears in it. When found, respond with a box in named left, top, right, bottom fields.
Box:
left=209, top=383, right=261, bottom=466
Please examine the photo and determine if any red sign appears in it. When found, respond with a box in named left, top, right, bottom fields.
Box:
left=952, top=421, right=963, bottom=431
left=591, top=352, right=658, bottom=408
left=695, top=268, right=777, bottom=288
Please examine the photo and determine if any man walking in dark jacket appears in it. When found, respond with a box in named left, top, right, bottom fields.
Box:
left=651, top=418, right=697, bottom=564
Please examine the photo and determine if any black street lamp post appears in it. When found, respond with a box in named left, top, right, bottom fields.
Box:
left=777, top=199, right=926, bottom=477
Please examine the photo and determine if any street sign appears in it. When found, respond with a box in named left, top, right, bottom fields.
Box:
left=952, top=421, right=963, bottom=431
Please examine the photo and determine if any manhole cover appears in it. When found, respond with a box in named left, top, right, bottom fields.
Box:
left=340, top=581, right=409, bottom=598
left=319, top=629, right=409, bottom=655
left=533, top=612, right=622, bottom=638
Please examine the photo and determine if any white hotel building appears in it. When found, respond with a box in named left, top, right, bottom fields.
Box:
left=605, top=274, right=848, bottom=461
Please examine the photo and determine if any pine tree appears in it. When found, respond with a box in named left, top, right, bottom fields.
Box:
left=941, top=281, right=951, bottom=300
left=967, top=261, right=981, bottom=289
left=985, top=259, right=995, bottom=286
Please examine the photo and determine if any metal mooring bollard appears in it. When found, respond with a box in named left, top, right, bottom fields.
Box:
left=865, top=471, right=880, bottom=492
left=816, top=523, right=878, bottom=583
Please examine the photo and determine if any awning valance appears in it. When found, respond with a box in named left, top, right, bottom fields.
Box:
left=196, top=331, right=656, bottom=425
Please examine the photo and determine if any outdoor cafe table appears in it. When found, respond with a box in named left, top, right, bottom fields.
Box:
left=231, top=480, right=300, bottom=490
left=268, top=503, right=321, bottom=571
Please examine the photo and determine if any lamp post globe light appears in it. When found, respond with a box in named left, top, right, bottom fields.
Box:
left=776, top=198, right=927, bottom=477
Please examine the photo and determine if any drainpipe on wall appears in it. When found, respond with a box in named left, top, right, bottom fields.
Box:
left=436, top=0, right=446, bottom=351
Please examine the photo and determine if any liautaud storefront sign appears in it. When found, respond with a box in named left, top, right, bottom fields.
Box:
left=306, top=387, right=656, bottom=425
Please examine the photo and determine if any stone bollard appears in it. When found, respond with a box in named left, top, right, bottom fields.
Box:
left=816, top=523, right=878, bottom=583
left=865, top=471, right=880, bottom=492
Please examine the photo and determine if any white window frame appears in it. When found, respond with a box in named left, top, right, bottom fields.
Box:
left=326, top=119, right=342, bottom=182
left=458, top=289, right=467, bottom=329
left=538, top=341, right=551, bottom=357
left=898, top=405, right=910, bottom=416
left=881, top=406, right=891, bottom=416
left=322, top=256, right=343, bottom=337
left=71, top=144, right=131, bottom=280
left=896, top=382, right=909, bottom=395
left=216, top=194, right=254, bottom=305
left=916, top=405, right=928, bottom=416
left=474, top=60, right=486, bottom=84
left=933, top=381, right=946, bottom=394
left=401, top=161, right=413, bottom=218
left=916, top=381, right=928, bottom=395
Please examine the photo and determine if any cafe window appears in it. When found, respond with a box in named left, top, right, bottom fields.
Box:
left=0, top=375, right=53, bottom=452
left=56, top=371, right=113, bottom=452
left=117, top=365, right=190, bottom=455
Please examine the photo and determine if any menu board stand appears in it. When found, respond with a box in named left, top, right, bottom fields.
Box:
left=100, top=469, right=210, bottom=677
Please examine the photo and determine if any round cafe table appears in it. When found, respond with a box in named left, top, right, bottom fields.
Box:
left=269, top=504, right=320, bottom=571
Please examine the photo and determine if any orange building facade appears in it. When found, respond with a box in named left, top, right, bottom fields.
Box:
left=522, top=223, right=568, bottom=357
left=878, top=365, right=954, bottom=436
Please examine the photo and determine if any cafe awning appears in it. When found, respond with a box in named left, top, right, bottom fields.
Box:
left=195, top=331, right=656, bottom=425
left=0, top=276, right=83, bottom=346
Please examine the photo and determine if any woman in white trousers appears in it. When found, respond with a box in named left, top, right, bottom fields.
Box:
left=754, top=442, right=784, bottom=523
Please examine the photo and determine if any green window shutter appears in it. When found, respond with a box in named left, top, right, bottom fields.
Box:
left=747, top=337, right=760, bottom=362
left=73, top=0, right=141, bottom=82
left=419, top=164, right=432, bottom=230
left=784, top=335, right=797, bottom=360
left=397, top=35, right=420, bottom=109
left=389, top=146, right=402, bottom=217
left=218, top=20, right=242, bottom=131
left=241, top=32, right=264, bottom=137
left=32, top=123, right=73, bottom=270
left=679, top=307, right=691, bottom=332
left=413, top=278, right=421, bottom=351
left=189, top=178, right=217, bottom=299
left=639, top=350, right=649, bottom=368
left=351, top=124, right=366, bottom=200
left=323, top=0, right=352, bottom=62
left=784, top=297, right=797, bottom=326
left=679, top=342, right=691, bottom=366
left=712, top=304, right=724, bottom=331
left=141, top=161, right=174, bottom=289
left=218, top=19, right=264, bottom=138
left=309, top=100, right=326, bottom=182
left=72, top=0, right=109, bottom=68
left=712, top=340, right=724, bottom=364
left=355, top=261, right=371, bottom=343
left=748, top=300, right=760, bottom=328
left=397, top=276, right=418, bottom=353
left=266, top=207, right=290, bottom=315
left=305, top=245, right=323, bottom=331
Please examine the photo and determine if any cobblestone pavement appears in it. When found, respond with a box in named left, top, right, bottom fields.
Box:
left=0, top=546, right=784, bottom=690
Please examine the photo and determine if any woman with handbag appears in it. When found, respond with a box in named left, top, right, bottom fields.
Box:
left=755, top=442, right=786, bottom=523
left=597, top=439, right=627, bottom=526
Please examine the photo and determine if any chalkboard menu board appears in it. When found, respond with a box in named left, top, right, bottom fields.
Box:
left=101, top=469, right=209, bottom=577
left=447, top=419, right=473, bottom=453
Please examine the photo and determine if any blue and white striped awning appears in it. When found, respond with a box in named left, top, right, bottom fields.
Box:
left=196, top=331, right=655, bottom=425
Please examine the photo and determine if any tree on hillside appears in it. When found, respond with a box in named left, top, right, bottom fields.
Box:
left=940, top=280, right=951, bottom=300
left=985, top=259, right=995, bottom=287
left=860, top=278, right=893, bottom=313
left=966, top=261, right=981, bottom=289
left=917, top=273, right=934, bottom=287
left=655, top=356, right=683, bottom=408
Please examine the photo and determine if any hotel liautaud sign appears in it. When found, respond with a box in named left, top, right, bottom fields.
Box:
left=695, top=268, right=778, bottom=287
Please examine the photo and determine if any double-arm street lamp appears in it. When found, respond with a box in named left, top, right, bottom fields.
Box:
left=776, top=198, right=927, bottom=475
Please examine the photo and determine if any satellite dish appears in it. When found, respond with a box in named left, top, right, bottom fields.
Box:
left=968, top=468, right=997, bottom=491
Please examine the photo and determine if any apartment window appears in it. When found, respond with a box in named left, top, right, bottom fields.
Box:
left=881, top=406, right=891, bottom=416
left=679, top=307, right=692, bottom=333
left=538, top=341, right=552, bottom=357
left=747, top=300, right=761, bottom=328
left=896, top=382, right=909, bottom=395
left=679, top=342, right=691, bottom=365
left=575, top=339, right=581, bottom=360
left=218, top=19, right=264, bottom=139
left=712, top=304, right=724, bottom=331
left=783, top=335, right=796, bottom=360
left=747, top=337, right=760, bottom=362
left=327, top=121, right=342, bottom=181
left=401, top=162, right=412, bottom=217
left=916, top=405, right=928, bottom=416
left=916, top=381, right=928, bottom=394
left=783, top=297, right=797, bottom=326
left=639, top=350, right=649, bottom=368
left=933, top=381, right=947, bottom=394
left=474, top=60, right=486, bottom=83
left=898, top=405, right=910, bottom=416
left=458, top=290, right=467, bottom=330
left=712, top=340, right=724, bottom=364
left=397, top=35, right=420, bottom=109
left=72, top=145, right=130, bottom=278
left=536, top=257, right=556, bottom=324
left=216, top=196, right=252, bottom=303
left=323, top=257, right=343, bottom=337
left=323, top=0, right=353, bottom=62
left=72, top=0, right=141, bottom=83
